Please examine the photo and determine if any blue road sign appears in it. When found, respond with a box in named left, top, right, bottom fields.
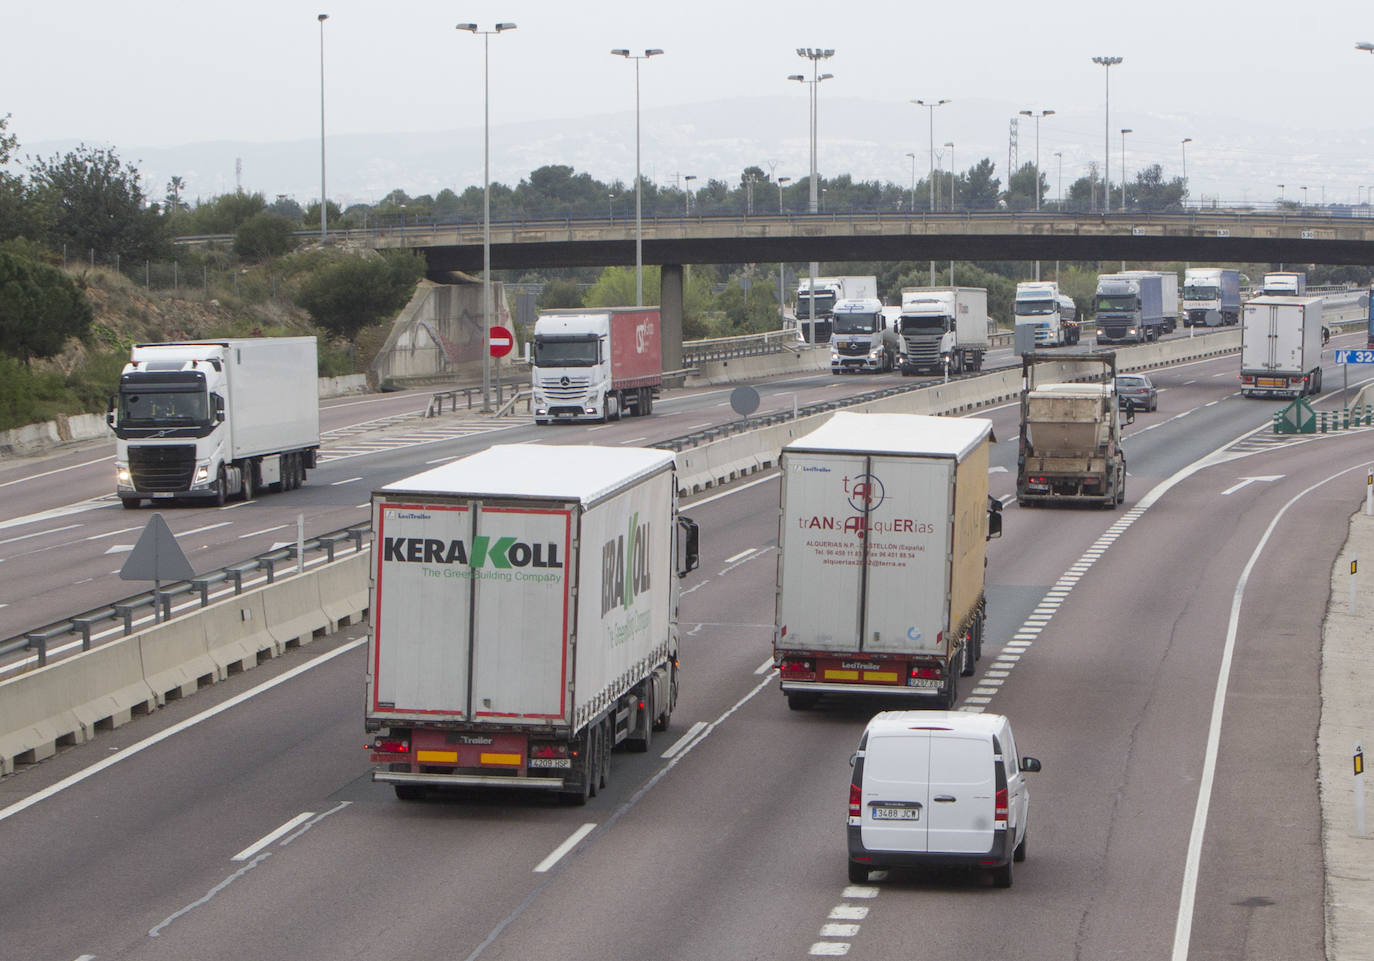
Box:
left=1335, top=349, right=1374, bottom=364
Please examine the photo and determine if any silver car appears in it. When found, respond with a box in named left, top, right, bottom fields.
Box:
left=1115, top=374, right=1157, bottom=412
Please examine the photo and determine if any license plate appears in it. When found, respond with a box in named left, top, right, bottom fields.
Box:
left=907, top=677, right=942, bottom=690
left=153, top=492, right=173, bottom=499
left=872, top=806, right=920, bottom=821
left=528, top=757, right=571, bottom=769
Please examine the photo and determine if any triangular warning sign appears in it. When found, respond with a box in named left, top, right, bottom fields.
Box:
left=119, top=512, right=195, bottom=582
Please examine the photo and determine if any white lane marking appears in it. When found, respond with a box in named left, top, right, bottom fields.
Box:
left=179, top=522, right=232, bottom=537
left=1220, top=474, right=1284, bottom=496
left=0, top=498, right=108, bottom=533
left=425, top=456, right=460, bottom=465
left=681, top=581, right=708, bottom=596
left=724, top=548, right=756, bottom=563
left=0, top=638, right=367, bottom=824
left=754, top=657, right=775, bottom=675
left=821, top=923, right=860, bottom=937
left=660, top=721, right=708, bottom=759
left=85, top=525, right=143, bottom=541
left=219, top=499, right=255, bottom=510
left=150, top=852, right=271, bottom=937
left=989, top=465, right=1008, bottom=474
left=279, top=801, right=350, bottom=847
left=620, top=437, right=647, bottom=444
left=533, top=822, right=597, bottom=873
left=0, top=454, right=111, bottom=489
left=684, top=422, right=713, bottom=431
left=686, top=472, right=778, bottom=508
left=239, top=525, right=288, bottom=539
left=74, top=955, right=96, bottom=961
left=104, top=544, right=133, bottom=554
left=329, top=476, right=363, bottom=486
left=1171, top=462, right=1368, bottom=960
left=829, top=905, right=869, bottom=920
left=842, top=885, right=880, bottom=898
left=0, top=523, right=82, bottom=546
left=809, top=942, right=852, bottom=955
left=586, top=425, right=611, bottom=431
left=231, top=811, right=315, bottom=862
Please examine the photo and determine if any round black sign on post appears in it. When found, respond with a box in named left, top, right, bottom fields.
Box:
left=730, top=385, right=760, bottom=420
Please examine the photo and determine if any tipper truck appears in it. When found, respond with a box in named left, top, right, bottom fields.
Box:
left=366, top=444, right=700, bottom=804
left=898, top=286, right=991, bottom=374
left=1016, top=351, right=1129, bottom=508
left=1094, top=273, right=1165, bottom=344
left=531, top=307, right=662, bottom=424
left=794, top=275, right=878, bottom=343
left=1183, top=268, right=1242, bottom=327
left=1240, top=295, right=1326, bottom=398
left=773, top=412, right=1003, bottom=712
left=107, top=338, right=320, bottom=509
left=1013, top=281, right=1080, bottom=347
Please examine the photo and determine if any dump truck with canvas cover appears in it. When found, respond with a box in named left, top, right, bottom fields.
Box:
left=773, top=412, right=1002, bottom=712
left=1016, top=351, right=1127, bottom=508
left=366, top=444, right=699, bottom=804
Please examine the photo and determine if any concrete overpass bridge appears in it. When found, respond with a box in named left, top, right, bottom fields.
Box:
left=362, top=208, right=1374, bottom=371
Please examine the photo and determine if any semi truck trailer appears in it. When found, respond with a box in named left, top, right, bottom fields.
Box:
left=531, top=308, right=662, bottom=424
left=898, top=286, right=991, bottom=374
left=1183, top=268, right=1242, bottom=327
left=367, top=444, right=700, bottom=804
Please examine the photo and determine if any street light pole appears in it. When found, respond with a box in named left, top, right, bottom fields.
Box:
left=612, top=47, right=664, bottom=307
left=318, top=13, right=328, bottom=242
left=790, top=47, right=835, bottom=345
left=776, top=176, right=791, bottom=326
left=945, top=141, right=955, bottom=286
left=777, top=175, right=791, bottom=213
left=1092, top=56, right=1123, bottom=213
left=905, top=151, right=916, bottom=213
left=457, top=21, right=516, bottom=413
left=1054, top=151, right=1063, bottom=206
left=1120, top=128, right=1132, bottom=212
left=1181, top=137, right=1192, bottom=206
left=1019, top=108, right=1053, bottom=281
left=913, top=97, right=949, bottom=285
left=684, top=174, right=696, bottom=215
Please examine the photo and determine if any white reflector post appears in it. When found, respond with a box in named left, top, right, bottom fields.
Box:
left=1356, top=741, right=1366, bottom=838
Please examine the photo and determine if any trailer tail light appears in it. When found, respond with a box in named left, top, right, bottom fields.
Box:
left=849, top=782, right=863, bottom=818
left=910, top=666, right=942, bottom=680
left=371, top=737, right=409, bottom=754
left=779, top=658, right=816, bottom=680
left=530, top=744, right=569, bottom=759
left=995, top=787, right=1009, bottom=822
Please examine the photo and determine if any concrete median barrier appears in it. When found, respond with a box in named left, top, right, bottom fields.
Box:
left=200, top=593, right=273, bottom=677
left=139, top=618, right=217, bottom=706
left=262, top=572, right=330, bottom=652
left=317, top=554, right=370, bottom=630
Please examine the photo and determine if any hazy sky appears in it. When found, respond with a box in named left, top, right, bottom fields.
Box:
left=5, top=1, right=1374, bottom=203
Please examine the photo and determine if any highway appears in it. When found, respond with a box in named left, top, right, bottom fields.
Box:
left=0, top=328, right=1371, bottom=960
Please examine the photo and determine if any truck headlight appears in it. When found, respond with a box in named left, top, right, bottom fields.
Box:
left=830, top=349, right=840, bottom=361
left=195, top=464, right=210, bottom=483
left=115, top=464, right=131, bottom=485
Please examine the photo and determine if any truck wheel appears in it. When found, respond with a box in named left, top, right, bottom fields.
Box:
left=559, top=729, right=595, bottom=805
left=960, top=641, right=976, bottom=677
left=240, top=463, right=255, bottom=502
left=214, top=470, right=227, bottom=507
left=944, top=669, right=958, bottom=709
left=394, top=785, right=425, bottom=801
left=121, top=497, right=141, bottom=510
left=629, top=687, right=653, bottom=753
left=598, top=719, right=612, bottom=790
left=786, top=692, right=820, bottom=711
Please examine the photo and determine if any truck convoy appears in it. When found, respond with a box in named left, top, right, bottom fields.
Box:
left=794, top=275, right=879, bottom=343
left=107, top=338, right=320, bottom=509
left=1117, top=270, right=1179, bottom=333
left=773, top=411, right=1003, bottom=712
left=897, top=286, right=991, bottom=374
left=366, top=444, right=700, bottom=804
left=830, top=298, right=901, bottom=373
left=531, top=307, right=663, bottom=424
left=1016, top=351, right=1128, bottom=508
left=1183, top=268, right=1242, bottom=327
left=1093, top=273, right=1166, bottom=344
left=1262, top=271, right=1307, bottom=297
left=1239, top=295, right=1326, bottom=398
left=1013, top=281, right=1080, bottom=347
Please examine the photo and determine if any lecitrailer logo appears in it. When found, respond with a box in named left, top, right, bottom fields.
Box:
left=601, top=512, right=652, bottom=617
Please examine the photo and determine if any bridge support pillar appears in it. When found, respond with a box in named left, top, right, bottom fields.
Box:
left=660, top=263, right=684, bottom=377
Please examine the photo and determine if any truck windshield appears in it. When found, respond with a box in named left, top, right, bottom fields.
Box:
left=1095, top=295, right=1138, bottom=313
left=1182, top=285, right=1218, bottom=300
left=532, top=335, right=598, bottom=367
left=118, top=388, right=210, bottom=426
left=900, top=314, right=950, bottom=333
left=1014, top=299, right=1055, bottom=316
left=832, top=313, right=879, bottom=334
left=797, top=292, right=837, bottom=316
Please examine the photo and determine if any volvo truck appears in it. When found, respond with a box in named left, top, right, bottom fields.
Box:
left=367, top=444, right=700, bottom=804
left=1013, top=282, right=1080, bottom=346
left=107, top=338, right=320, bottom=509
left=1183, top=268, right=1241, bottom=327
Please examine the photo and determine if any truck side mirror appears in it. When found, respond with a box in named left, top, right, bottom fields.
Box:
left=106, top=395, right=116, bottom=426
left=677, top=515, right=700, bottom=576
left=1124, top=399, right=1136, bottom=425
left=213, top=394, right=226, bottom=423
left=986, top=495, right=1003, bottom=540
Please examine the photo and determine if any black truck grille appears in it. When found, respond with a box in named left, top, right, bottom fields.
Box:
left=129, top=445, right=196, bottom=491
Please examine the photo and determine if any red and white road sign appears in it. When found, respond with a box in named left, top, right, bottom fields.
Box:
left=488, top=325, right=514, bottom=358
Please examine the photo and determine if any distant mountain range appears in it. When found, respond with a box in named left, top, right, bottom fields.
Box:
left=25, top=96, right=1374, bottom=212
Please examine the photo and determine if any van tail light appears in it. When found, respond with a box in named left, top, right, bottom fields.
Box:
left=849, top=783, right=862, bottom=818
left=995, top=787, right=1009, bottom=821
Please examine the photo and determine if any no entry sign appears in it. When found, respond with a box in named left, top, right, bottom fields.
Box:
left=489, top=325, right=514, bottom=358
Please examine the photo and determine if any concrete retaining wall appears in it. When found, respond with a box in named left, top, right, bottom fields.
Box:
left=0, top=553, right=369, bottom=775
left=684, top=345, right=830, bottom=385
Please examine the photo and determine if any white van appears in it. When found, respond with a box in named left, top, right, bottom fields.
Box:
left=846, top=711, right=1041, bottom=887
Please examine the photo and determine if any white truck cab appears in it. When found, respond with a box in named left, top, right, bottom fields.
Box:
left=847, top=711, right=1041, bottom=887
left=829, top=298, right=898, bottom=373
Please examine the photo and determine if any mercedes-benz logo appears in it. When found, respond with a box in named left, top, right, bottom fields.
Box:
left=560, top=376, right=570, bottom=387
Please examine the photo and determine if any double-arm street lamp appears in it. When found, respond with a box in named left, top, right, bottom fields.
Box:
left=790, top=47, right=834, bottom=344
left=1018, top=109, right=1054, bottom=211
left=1120, top=128, right=1132, bottom=211
left=1092, top=56, right=1123, bottom=212
left=912, top=98, right=949, bottom=285
left=318, top=14, right=329, bottom=242
left=612, top=47, right=664, bottom=307
left=457, top=21, right=516, bottom=412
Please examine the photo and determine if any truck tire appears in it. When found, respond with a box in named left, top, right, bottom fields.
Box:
left=943, top=668, right=958, bottom=709
left=628, top=687, right=653, bottom=753
left=240, top=463, right=255, bottom=502
left=121, top=497, right=141, bottom=510
left=642, top=388, right=653, bottom=415
left=394, top=784, right=425, bottom=801
left=786, top=691, right=820, bottom=711
left=960, top=640, right=976, bottom=677
left=559, top=729, right=595, bottom=805
left=215, top=470, right=227, bottom=507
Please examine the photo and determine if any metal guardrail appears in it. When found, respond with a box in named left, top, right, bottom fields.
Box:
left=0, top=525, right=369, bottom=670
